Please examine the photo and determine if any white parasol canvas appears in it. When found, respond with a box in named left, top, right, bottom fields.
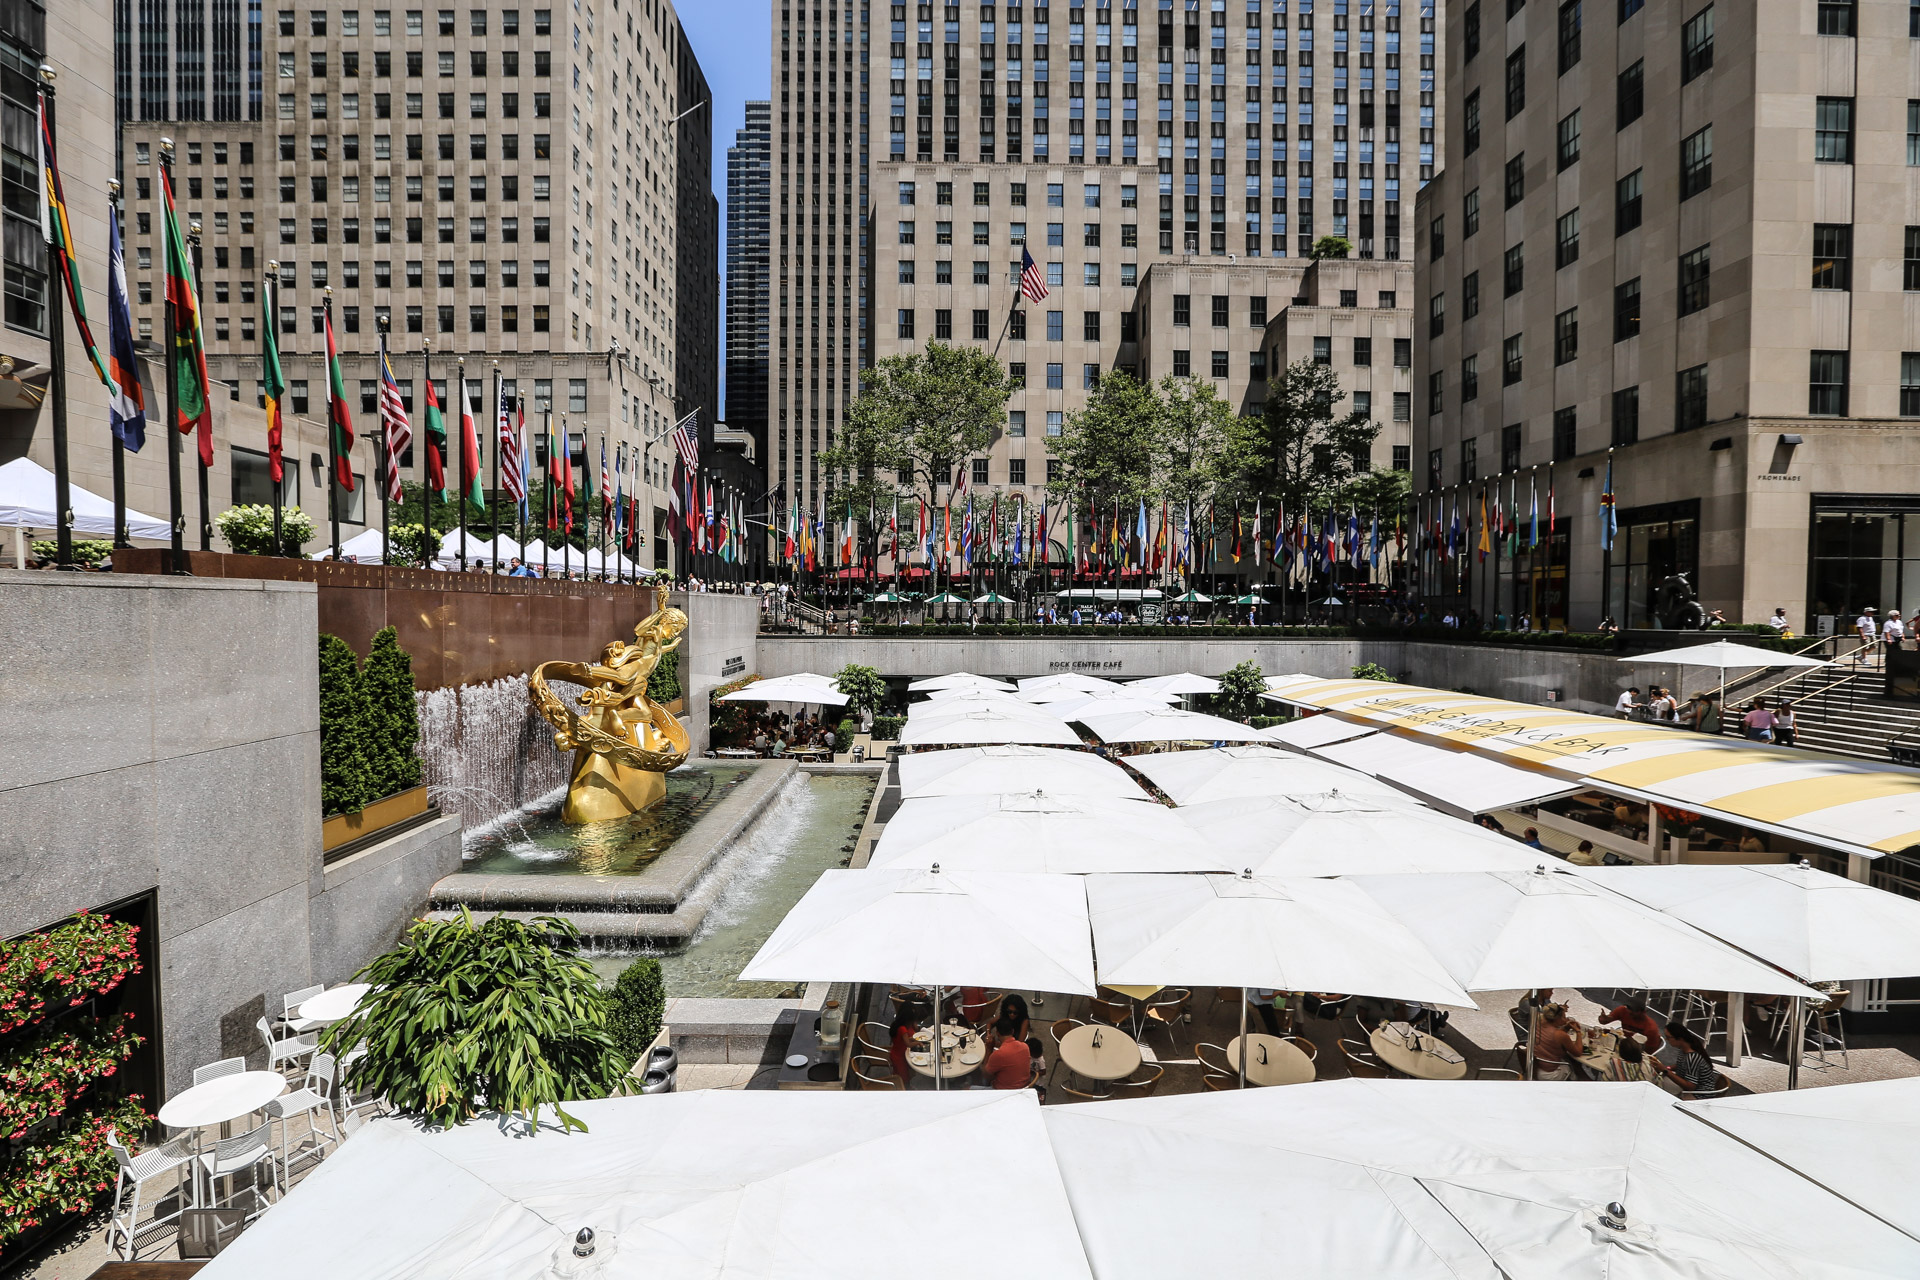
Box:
left=1079, top=706, right=1271, bottom=744
left=718, top=673, right=850, bottom=706
left=896, top=745, right=1143, bottom=800
left=1127, top=746, right=1405, bottom=806
left=1177, top=796, right=1541, bottom=876
left=900, top=704, right=1083, bottom=746
left=869, top=791, right=1229, bottom=874
left=1128, top=672, right=1224, bottom=695
left=908, top=672, right=1018, bottom=692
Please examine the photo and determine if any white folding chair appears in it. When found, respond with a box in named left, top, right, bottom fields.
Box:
left=264, top=1052, right=343, bottom=1179
left=282, top=984, right=327, bottom=1035
left=196, top=1121, right=279, bottom=1218
left=193, top=1056, right=247, bottom=1087
left=106, top=1128, right=194, bottom=1260
left=256, top=1015, right=317, bottom=1075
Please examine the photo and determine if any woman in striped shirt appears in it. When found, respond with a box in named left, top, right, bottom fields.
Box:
left=1656, top=1022, right=1721, bottom=1097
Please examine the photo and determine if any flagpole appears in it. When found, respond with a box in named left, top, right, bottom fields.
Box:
left=323, top=290, right=342, bottom=560
left=419, top=345, right=433, bottom=567
left=378, top=318, right=392, bottom=564
left=267, top=265, right=283, bottom=555
left=542, top=407, right=553, bottom=578
left=186, top=217, right=211, bottom=552
left=37, top=70, right=74, bottom=569
left=518, top=396, right=529, bottom=559
left=456, top=356, right=467, bottom=571
left=598, top=432, right=608, bottom=576
left=489, top=360, right=501, bottom=571
left=158, top=138, right=186, bottom=573
left=107, top=179, right=131, bottom=551
left=561, top=415, right=571, bottom=579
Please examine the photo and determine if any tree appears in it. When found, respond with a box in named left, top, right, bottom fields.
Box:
left=360, top=626, right=423, bottom=799
left=318, top=634, right=372, bottom=816
left=1154, top=375, right=1237, bottom=512
left=827, top=342, right=1013, bottom=513
left=318, top=911, right=621, bottom=1132
left=1216, top=659, right=1267, bottom=721
left=1310, top=235, right=1353, bottom=260
left=1229, top=360, right=1383, bottom=519
left=834, top=662, right=888, bottom=717
left=1047, top=369, right=1162, bottom=511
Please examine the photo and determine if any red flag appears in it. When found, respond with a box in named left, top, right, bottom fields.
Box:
left=560, top=430, right=575, bottom=532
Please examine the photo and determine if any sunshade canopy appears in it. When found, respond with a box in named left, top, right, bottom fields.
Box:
left=718, top=673, right=850, bottom=705
left=900, top=703, right=1083, bottom=746
left=1086, top=872, right=1476, bottom=1005
left=924, top=591, right=971, bottom=604
left=972, top=591, right=1013, bottom=603
left=324, top=528, right=398, bottom=562
left=438, top=529, right=523, bottom=562
left=1128, top=672, right=1223, bottom=695
left=1350, top=867, right=1822, bottom=998
left=0, top=456, right=171, bottom=540
left=198, top=1091, right=1096, bottom=1280
left=895, top=744, right=1143, bottom=800
left=1621, top=639, right=1830, bottom=670
left=1177, top=796, right=1544, bottom=876
left=1039, top=693, right=1186, bottom=720
left=870, top=791, right=1230, bottom=874
left=1126, top=745, right=1406, bottom=806
left=1684, top=1078, right=1920, bottom=1243
left=1574, top=861, right=1920, bottom=982
left=739, top=866, right=1098, bottom=994
left=1021, top=682, right=1173, bottom=704
left=1258, top=714, right=1379, bottom=749
left=1018, top=673, right=1121, bottom=694
left=1311, top=732, right=1582, bottom=815
left=907, top=672, right=1017, bottom=692
left=1169, top=590, right=1214, bottom=603
left=1080, top=706, right=1270, bottom=744
left=1047, top=1081, right=1920, bottom=1280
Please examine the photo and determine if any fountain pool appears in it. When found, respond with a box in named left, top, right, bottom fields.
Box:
left=462, top=764, right=758, bottom=876
left=591, top=771, right=875, bottom=997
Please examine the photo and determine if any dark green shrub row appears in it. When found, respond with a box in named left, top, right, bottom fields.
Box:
left=319, top=627, right=423, bottom=817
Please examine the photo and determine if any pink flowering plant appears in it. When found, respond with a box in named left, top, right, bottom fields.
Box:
left=0, top=914, right=143, bottom=1037
left=0, top=1094, right=151, bottom=1244
left=0, top=1013, right=143, bottom=1139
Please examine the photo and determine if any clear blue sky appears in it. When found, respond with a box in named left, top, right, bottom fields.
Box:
left=683, top=1, right=771, bottom=408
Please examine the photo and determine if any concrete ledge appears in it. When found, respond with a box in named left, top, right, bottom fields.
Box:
left=665, top=996, right=804, bottom=1065
left=310, top=814, right=464, bottom=985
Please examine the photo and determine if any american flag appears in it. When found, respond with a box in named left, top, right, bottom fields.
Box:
left=377, top=350, right=412, bottom=501
left=498, top=385, right=525, bottom=503
left=669, top=409, right=700, bottom=474
left=1019, top=247, right=1049, bottom=303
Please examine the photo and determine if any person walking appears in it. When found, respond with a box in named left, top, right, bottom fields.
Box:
left=1857, top=606, right=1880, bottom=665
left=1741, top=699, right=1776, bottom=743
left=1773, top=702, right=1798, bottom=748
left=1885, top=609, right=1907, bottom=651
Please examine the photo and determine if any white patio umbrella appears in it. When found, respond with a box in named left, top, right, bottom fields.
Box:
left=1177, top=796, right=1543, bottom=877
left=1576, top=859, right=1920, bottom=1086
left=717, top=674, right=851, bottom=706
left=1038, top=693, right=1185, bottom=720
left=1684, top=1078, right=1920, bottom=1241
left=1021, top=682, right=1175, bottom=704
left=896, top=744, right=1143, bottom=800
left=908, top=671, right=1018, bottom=692
left=1088, top=871, right=1474, bottom=1084
left=1619, top=638, right=1829, bottom=705
left=1017, top=673, right=1120, bottom=694
left=1044, top=1080, right=1920, bottom=1280
left=1349, top=866, right=1824, bottom=1000
left=1127, top=745, right=1408, bottom=806
left=1128, top=672, right=1224, bottom=695
left=870, top=791, right=1228, bottom=874
left=1, top=456, right=172, bottom=565
left=919, top=686, right=1035, bottom=707
left=197, top=1091, right=1097, bottom=1280
left=1080, top=706, right=1270, bottom=744
left=741, top=866, right=1097, bottom=1088
left=900, top=704, right=1083, bottom=746
left=1256, top=713, right=1379, bottom=750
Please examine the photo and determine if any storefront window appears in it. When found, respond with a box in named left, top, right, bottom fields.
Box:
left=1604, top=500, right=1699, bottom=629
left=1809, top=499, right=1920, bottom=631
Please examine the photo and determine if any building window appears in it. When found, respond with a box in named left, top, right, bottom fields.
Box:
left=1460, top=438, right=1478, bottom=483
left=1553, top=407, right=1577, bottom=460
left=1616, top=169, right=1643, bottom=234
left=1505, top=46, right=1527, bottom=119
left=1812, top=224, right=1853, bottom=290
left=971, top=458, right=990, bottom=486
left=1611, top=387, right=1640, bottom=444
left=1907, top=227, right=1920, bottom=290
left=1393, top=443, right=1412, bottom=467
left=1464, top=90, right=1480, bottom=154
left=1681, top=5, right=1714, bottom=82
left=1465, top=1, right=1481, bottom=59
left=1173, top=293, right=1190, bottom=325
left=1427, top=447, right=1443, bottom=487
left=1313, top=336, right=1333, bottom=365
left=1046, top=362, right=1064, bottom=388
left=1680, top=127, right=1713, bottom=200
left=1464, top=272, right=1481, bottom=319
left=1554, top=113, right=1582, bottom=173
left=1461, top=355, right=1480, bottom=402
left=1554, top=307, right=1579, bottom=365
left=898, top=309, right=915, bottom=338
left=1429, top=215, right=1445, bottom=260
left=1558, top=0, right=1583, bottom=72
left=1504, top=244, right=1525, bottom=297
left=1613, top=278, right=1641, bottom=341
left=1354, top=338, right=1374, bottom=366
left=1428, top=292, right=1445, bottom=337
left=1815, top=97, right=1854, bottom=163
left=1500, top=424, right=1523, bottom=472
left=1463, top=188, right=1480, bottom=237
left=1676, top=364, right=1709, bottom=431
left=1429, top=372, right=1444, bottom=413
left=1209, top=351, right=1229, bottom=378
left=1556, top=209, right=1581, bottom=268
left=1909, top=101, right=1920, bottom=166
left=974, top=309, right=991, bottom=340
left=1047, top=411, right=1064, bottom=437
left=1902, top=354, right=1920, bottom=417
left=1173, top=349, right=1191, bottom=376
left=1809, top=350, right=1850, bottom=415
left=1046, top=311, right=1064, bottom=342
left=1678, top=245, right=1711, bottom=316
left=1505, top=153, right=1526, bottom=208
left=1817, top=0, right=1854, bottom=37
left=1395, top=339, right=1413, bottom=368
left=934, top=309, right=952, bottom=340
left=1617, top=60, right=1644, bottom=129
left=1503, top=334, right=1524, bottom=385
left=1008, top=458, right=1027, bottom=485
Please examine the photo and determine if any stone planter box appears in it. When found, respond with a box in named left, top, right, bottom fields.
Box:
left=323, top=785, right=433, bottom=855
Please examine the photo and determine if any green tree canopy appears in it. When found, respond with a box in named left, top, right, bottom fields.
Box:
left=1047, top=369, right=1162, bottom=510
left=1228, top=360, right=1383, bottom=518
left=833, top=662, right=888, bottom=716
left=1216, top=659, right=1267, bottom=721
left=1154, top=375, right=1238, bottom=512
left=827, top=341, right=1013, bottom=512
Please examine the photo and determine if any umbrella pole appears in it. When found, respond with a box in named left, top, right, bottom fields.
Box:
left=1725, top=992, right=1743, bottom=1067
left=1787, top=995, right=1804, bottom=1090
left=933, top=985, right=944, bottom=1092
left=1239, top=987, right=1249, bottom=1089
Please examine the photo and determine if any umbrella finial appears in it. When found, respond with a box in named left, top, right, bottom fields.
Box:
left=1241, top=867, right=1254, bottom=879
left=574, top=1228, right=597, bottom=1258
left=930, top=862, right=941, bottom=876
left=1798, top=858, right=1812, bottom=869
left=1599, top=1202, right=1629, bottom=1232
left=1534, top=863, right=1551, bottom=876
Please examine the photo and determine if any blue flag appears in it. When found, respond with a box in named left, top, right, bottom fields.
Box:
left=105, top=202, right=147, bottom=451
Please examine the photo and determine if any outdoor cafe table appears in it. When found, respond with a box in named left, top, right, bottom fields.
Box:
left=790, top=747, right=832, bottom=762
left=906, top=1024, right=986, bottom=1080
left=1369, top=1025, right=1468, bottom=1080
left=157, top=1071, right=288, bottom=1206
left=716, top=748, right=760, bottom=759
left=1576, top=1027, right=1626, bottom=1077
left=1223, top=1033, right=1316, bottom=1086
left=296, top=983, right=371, bottom=1027
left=1057, top=1023, right=1142, bottom=1085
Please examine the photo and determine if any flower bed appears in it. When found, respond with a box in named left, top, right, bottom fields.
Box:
left=0, top=1094, right=151, bottom=1244
left=0, top=914, right=142, bottom=1038
left=0, top=1012, right=144, bottom=1139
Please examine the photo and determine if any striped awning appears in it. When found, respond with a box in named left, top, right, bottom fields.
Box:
left=1262, top=675, right=1920, bottom=858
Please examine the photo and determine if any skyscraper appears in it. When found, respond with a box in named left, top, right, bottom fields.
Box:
left=727, top=100, right=772, bottom=463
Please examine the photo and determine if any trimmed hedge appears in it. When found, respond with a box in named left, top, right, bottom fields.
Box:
left=648, top=648, right=682, bottom=703
left=319, top=628, right=424, bottom=817
left=607, top=957, right=665, bottom=1075
left=871, top=714, right=906, bottom=742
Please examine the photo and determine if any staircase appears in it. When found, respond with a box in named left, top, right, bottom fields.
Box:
left=1717, top=648, right=1920, bottom=763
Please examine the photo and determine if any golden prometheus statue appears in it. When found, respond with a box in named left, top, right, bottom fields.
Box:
left=530, top=584, right=691, bottom=823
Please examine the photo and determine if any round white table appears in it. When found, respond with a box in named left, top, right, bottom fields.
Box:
left=906, top=1025, right=986, bottom=1080
left=158, top=1072, right=288, bottom=1206
left=297, top=983, right=372, bottom=1025
left=1223, top=1034, right=1316, bottom=1086
left=1369, top=1026, right=1468, bottom=1080
left=1057, top=1024, right=1142, bottom=1082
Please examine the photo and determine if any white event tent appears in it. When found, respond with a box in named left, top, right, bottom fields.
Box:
left=895, top=744, right=1142, bottom=800
left=1, top=456, right=170, bottom=565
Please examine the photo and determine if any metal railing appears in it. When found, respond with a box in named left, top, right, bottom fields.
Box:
left=1725, top=636, right=1883, bottom=718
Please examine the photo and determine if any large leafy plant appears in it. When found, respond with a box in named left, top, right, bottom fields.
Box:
left=360, top=627, right=423, bottom=799
left=319, top=911, right=621, bottom=1132
left=1216, top=660, right=1268, bottom=722
left=215, top=503, right=314, bottom=557
left=833, top=663, right=887, bottom=717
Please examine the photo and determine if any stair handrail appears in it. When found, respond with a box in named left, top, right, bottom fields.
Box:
left=1730, top=636, right=1879, bottom=710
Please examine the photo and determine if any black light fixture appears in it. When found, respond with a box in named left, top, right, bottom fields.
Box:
left=1779, top=432, right=1804, bottom=447
left=309, top=451, right=325, bottom=486
left=1709, top=437, right=1733, bottom=451
left=1577, top=466, right=1595, bottom=479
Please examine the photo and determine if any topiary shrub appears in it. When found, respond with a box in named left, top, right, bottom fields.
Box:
left=834, top=663, right=887, bottom=717
left=318, top=634, right=373, bottom=816
left=215, top=503, right=314, bottom=557
left=606, top=957, right=666, bottom=1075
left=647, top=648, right=681, bottom=703
left=361, top=627, right=423, bottom=799
left=871, top=714, right=906, bottom=742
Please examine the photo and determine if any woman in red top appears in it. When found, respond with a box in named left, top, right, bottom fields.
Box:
left=888, top=1001, right=930, bottom=1084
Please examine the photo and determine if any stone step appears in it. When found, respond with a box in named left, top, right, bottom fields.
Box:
left=424, top=906, right=698, bottom=945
